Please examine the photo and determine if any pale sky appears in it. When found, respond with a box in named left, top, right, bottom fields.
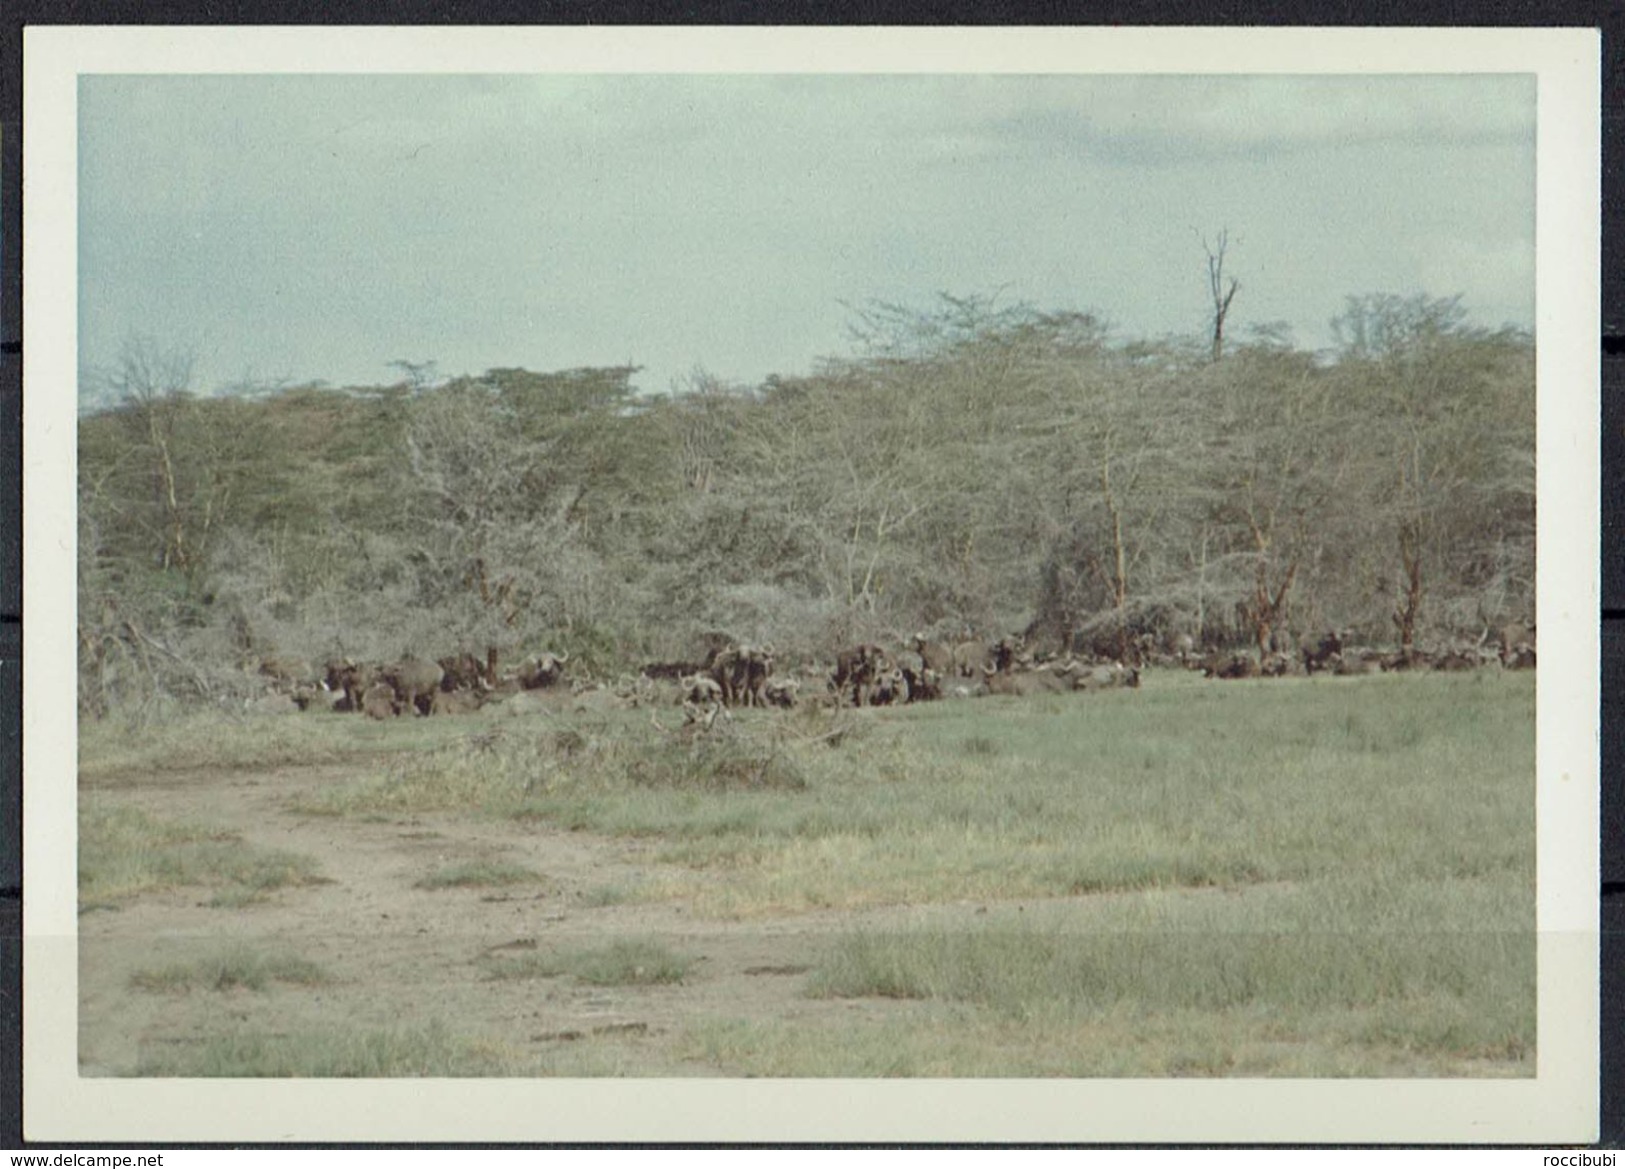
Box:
left=78, top=72, right=1536, bottom=398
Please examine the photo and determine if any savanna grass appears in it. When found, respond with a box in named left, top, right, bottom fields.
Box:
left=296, top=671, right=1533, bottom=924
left=129, top=946, right=331, bottom=993
left=678, top=994, right=1530, bottom=1078
left=415, top=860, right=543, bottom=890
left=79, top=707, right=406, bottom=780
left=133, top=1019, right=532, bottom=1077
left=80, top=801, right=326, bottom=908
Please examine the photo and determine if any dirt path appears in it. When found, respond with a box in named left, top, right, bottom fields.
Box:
left=83, top=762, right=1114, bottom=1076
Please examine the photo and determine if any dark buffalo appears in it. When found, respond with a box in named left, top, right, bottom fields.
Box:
left=895, top=651, right=941, bottom=702
left=1332, top=653, right=1382, bottom=676
left=1202, top=652, right=1260, bottom=680
left=642, top=660, right=709, bottom=682
left=1301, top=631, right=1344, bottom=674
left=1499, top=622, right=1536, bottom=669
left=437, top=652, right=491, bottom=693
left=323, top=658, right=379, bottom=713
left=989, top=636, right=1024, bottom=674
left=1432, top=648, right=1480, bottom=672
left=708, top=646, right=742, bottom=705
left=763, top=677, right=800, bottom=709
left=517, top=651, right=570, bottom=690
left=869, top=666, right=909, bottom=706
left=731, top=643, right=776, bottom=708
left=833, top=643, right=886, bottom=706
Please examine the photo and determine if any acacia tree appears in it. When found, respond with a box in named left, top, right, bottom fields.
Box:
left=1331, top=293, right=1536, bottom=645
left=1196, top=343, right=1348, bottom=654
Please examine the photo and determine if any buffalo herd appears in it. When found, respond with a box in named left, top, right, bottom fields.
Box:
left=248, top=618, right=1533, bottom=721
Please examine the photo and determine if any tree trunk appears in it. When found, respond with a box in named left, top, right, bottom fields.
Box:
left=1393, top=520, right=1424, bottom=654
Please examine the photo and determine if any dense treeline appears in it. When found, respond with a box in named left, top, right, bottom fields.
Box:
left=76, top=292, right=1534, bottom=716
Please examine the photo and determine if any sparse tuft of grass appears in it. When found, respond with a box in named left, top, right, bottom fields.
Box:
left=133, top=1020, right=532, bottom=1077
left=80, top=802, right=325, bottom=908
left=415, top=860, right=543, bottom=890
left=482, top=938, right=696, bottom=987
left=129, top=946, right=331, bottom=994
left=578, top=883, right=637, bottom=908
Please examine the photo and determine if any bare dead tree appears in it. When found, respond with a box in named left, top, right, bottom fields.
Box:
left=1204, top=230, right=1240, bottom=364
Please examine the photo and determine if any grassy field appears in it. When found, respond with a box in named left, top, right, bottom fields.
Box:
left=80, top=668, right=1535, bottom=1077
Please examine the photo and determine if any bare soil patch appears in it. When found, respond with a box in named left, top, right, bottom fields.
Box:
left=85, top=758, right=1221, bottom=1076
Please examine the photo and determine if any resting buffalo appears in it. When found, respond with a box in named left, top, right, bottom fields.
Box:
left=989, top=637, right=1024, bottom=674
left=1499, top=623, right=1536, bottom=669
left=1068, top=661, right=1141, bottom=691
left=517, top=651, right=570, bottom=690
left=430, top=688, right=486, bottom=716
left=361, top=681, right=398, bottom=720
left=1331, top=653, right=1383, bottom=676
left=679, top=673, right=725, bottom=706
left=763, top=677, right=800, bottom=709
left=869, top=666, right=910, bottom=706
left=1432, top=649, right=1480, bottom=672
left=983, top=665, right=1068, bottom=696
left=1202, top=652, right=1260, bottom=680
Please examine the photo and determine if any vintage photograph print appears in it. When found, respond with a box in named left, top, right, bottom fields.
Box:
left=24, top=26, right=1598, bottom=1143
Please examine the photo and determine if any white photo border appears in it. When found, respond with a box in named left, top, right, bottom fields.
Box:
left=23, top=24, right=1601, bottom=1144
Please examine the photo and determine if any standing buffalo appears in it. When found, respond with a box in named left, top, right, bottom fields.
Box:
left=438, top=652, right=492, bottom=693
left=913, top=634, right=955, bottom=677
left=833, top=644, right=886, bottom=706
left=257, top=655, right=317, bottom=692
left=382, top=657, right=445, bottom=716
left=726, top=643, right=776, bottom=707
left=893, top=650, right=942, bottom=703
left=951, top=639, right=989, bottom=678
left=324, top=658, right=379, bottom=713
left=707, top=645, right=742, bottom=705
left=1301, top=631, right=1344, bottom=674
